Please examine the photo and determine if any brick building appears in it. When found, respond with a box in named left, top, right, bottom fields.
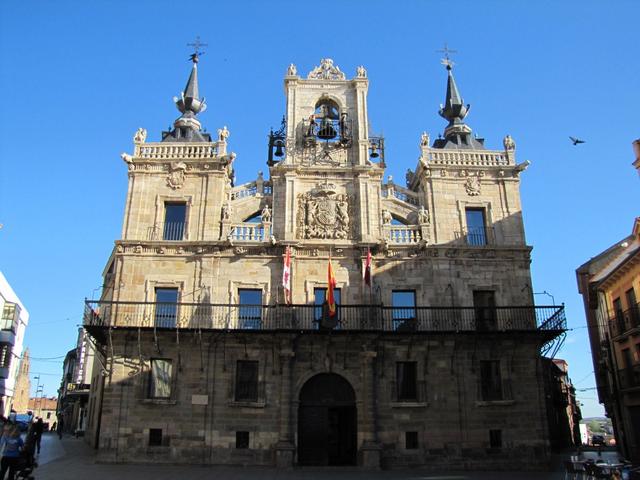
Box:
left=83, top=55, right=565, bottom=469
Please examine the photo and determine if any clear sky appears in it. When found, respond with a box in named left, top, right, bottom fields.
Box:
left=0, top=0, right=638, bottom=416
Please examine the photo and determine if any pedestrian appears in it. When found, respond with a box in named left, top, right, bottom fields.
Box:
left=56, top=416, right=64, bottom=440
left=33, top=418, right=43, bottom=454
left=0, top=425, right=23, bottom=480
left=50, top=421, right=56, bottom=432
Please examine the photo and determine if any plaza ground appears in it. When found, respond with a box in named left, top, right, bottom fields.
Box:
left=34, top=432, right=623, bottom=480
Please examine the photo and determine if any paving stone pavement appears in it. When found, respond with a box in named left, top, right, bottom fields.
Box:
left=32, top=433, right=624, bottom=480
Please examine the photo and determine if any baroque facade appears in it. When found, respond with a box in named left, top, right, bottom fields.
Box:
left=83, top=56, right=565, bottom=469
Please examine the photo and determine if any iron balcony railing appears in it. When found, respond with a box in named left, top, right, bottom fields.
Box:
left=609, top=301, right=640, bottom=338
left=84, top=301, right=565, bottom=333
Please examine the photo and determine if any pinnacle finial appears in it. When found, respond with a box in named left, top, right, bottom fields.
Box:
left=437, top=43, right=458, bottom=70
left=187, top=36, right=208, bottom=64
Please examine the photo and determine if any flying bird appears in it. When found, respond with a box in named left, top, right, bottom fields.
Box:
left=569, top=136, right=585, bottom=145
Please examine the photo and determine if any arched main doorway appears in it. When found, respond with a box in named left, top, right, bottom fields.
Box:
left=298, top=373, right=357, bottom=466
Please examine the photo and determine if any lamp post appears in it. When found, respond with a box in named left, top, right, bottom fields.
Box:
left=32, top=375, right=41, bottom=418
left=35, top=385, right=44, bottom=418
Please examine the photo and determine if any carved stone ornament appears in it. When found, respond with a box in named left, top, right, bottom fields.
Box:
left=296, top=183, right=351, bottom=239
left=417, top=206, right=430, bottom=224
left=287, top=63, right=297, bottom=76
left=133, top=128, right=147, bottom=144
left=465, top=176, right=481, bottom=196
left=356, top=65, right=367, bottom=78
left=217, top=125, right=229, bottom=142
left=261, top=204, right=272, bottom=223
left=166, top=162, right=187, bottom=190
left=503, top=134, right=516, bottom=151
left=307, top=58, right=346, bottom=80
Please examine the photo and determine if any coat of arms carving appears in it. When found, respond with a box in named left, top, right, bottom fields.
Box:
left=297, top=183, right=351, bottom=239
left=167, top=162, right=187, bottom=189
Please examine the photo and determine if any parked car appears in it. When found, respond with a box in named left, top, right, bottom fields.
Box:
left=591, top=434, right=605, bottom=446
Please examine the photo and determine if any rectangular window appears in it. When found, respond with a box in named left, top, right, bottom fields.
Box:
left=163, top=202, right=186, bottom=240
left=396, top=361, right=418, bottom=401
left=236, top=431, right=249, bottom=449
left=149, top=428, right=163, bottom=446
left=622, top=348, right=633, bottom=370
left=405, top=431, right=419, bottom=450
left=613, top=297, right=625, bottom=333
left=313, top=287, right=341, bottom=324
left=149, top=359, right=172, bottom=399
left=235, top=360, right=259, bottom=402
left=238, top=289, right=262, bottom=329
left=155, top=288, right=178, bottom=328
left=474, top=290, right=496, bottom=331
left=480, top=360, right=503, bottom=401
left=626, top=288, right=639, bottom=325
left=0, top=303, right=19, bottom=332
left=465, top=208, right=487, bottom=246
left=489, top=429, right=502, bottom=449
left=392, top=290, right=416, bottom=330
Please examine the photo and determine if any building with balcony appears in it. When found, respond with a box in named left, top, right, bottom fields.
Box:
left=57, top=328, right=94, bottom=436
left=577, top=213, right=640, bottom=462
left=542, top=358, right=582, bottom=451
left=0, top=272, right=29, bottom=417
left=83, top=55, right=565, bottom=469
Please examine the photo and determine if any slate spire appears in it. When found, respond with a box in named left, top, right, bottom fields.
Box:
left=433, top=59, right=485, bottom=150
left=162, top=52, right=211, bottom=143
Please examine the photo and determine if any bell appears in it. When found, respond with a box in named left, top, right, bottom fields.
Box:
left=274, top=139, right=285, bottom=157
left=370, top=143, right=379, bottom=158
left=317, top=118, right=337, bottom=140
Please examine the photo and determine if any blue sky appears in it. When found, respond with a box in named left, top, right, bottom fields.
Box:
left=1, top=0, right=638, bottom=416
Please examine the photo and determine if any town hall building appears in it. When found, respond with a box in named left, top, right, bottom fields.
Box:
left=83, top=53, right=565, bottom=469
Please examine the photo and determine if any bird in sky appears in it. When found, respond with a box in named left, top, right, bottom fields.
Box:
left=569, top=136, right=585, bottom=145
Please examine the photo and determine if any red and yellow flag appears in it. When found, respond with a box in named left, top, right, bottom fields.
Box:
left=282, top=246, right=292, bottom=304
left=327, top=257, right=337, bottom=317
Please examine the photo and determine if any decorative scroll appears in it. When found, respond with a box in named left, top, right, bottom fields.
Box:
left=307, top=59, right=346, bottom=80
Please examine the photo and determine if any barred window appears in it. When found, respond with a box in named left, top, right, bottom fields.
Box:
left=149, top=359, right=172, bottom=398
left=235, top=360, right=259, bottom=402
left=480, top=360, right=503, bottom=401
left=396, top=362, right=417, bottom=401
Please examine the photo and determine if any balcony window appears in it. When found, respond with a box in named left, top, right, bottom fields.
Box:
left=480, top=360, right=503, bottom=401
left=163, top=202, right=186, bottom=240
left=238, top=289, right=262, bottom=329
left=155, top=288, right=178, bottom=328
left=396, top=361, right=418, bottom=401
left=465, top=208, right=487, bottom=246
left=613, top=297, right=625, bottom=333
left=474, top=290, right=496, bottom=331
left=392, top=290, right=416, bottom=331
left=0, top=303, right=19, bottom=332
left=314, top=287, right=341, bottom=326
left=626, top=288, right=639, bottom=325
left=149, top=359, right=172, bottom=399
left=235, top=360, right=259, bottom=402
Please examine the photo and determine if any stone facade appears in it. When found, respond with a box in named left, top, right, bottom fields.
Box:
left=83, top=58, right=564, bottom=469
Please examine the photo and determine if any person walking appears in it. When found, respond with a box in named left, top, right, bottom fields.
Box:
left=0, top=426, right=23, bottom=480
left=56, top=415, right=64, bottom=440
left=33, top=418, right=43, bottom=455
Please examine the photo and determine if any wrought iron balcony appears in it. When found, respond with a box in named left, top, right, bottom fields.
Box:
left=609, top=302, right=640, bottom=338
left=84, top=301, right=565, bottom=335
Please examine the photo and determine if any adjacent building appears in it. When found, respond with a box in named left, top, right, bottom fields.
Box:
left=28, top=396, right=58, bottom=425
left=83, top=55, right=565, bottom=469
left=57, top=328, right=94, bottom=435
left=542, top=358, right=582, bottom=451
left=0, top=272, right=29, bottom=417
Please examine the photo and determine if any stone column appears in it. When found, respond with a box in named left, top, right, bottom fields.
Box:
left=360, top=350, right=381, bottom=469
left=275, top=348, right=295, bottom=467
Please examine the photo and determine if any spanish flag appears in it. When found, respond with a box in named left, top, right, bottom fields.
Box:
left=327, top=257, right=337, bottom=317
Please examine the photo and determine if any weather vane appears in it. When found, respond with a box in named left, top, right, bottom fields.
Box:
left=187, top=35, right=208, bottom=63
left=437, top=43, right=458, bottom=69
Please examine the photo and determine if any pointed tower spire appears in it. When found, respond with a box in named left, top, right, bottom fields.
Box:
left=162, top=39, right=211, bottom=143
left=433, top=47, right=485, bottom=150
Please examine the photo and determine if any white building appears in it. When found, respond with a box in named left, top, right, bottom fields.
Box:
left=0, top=272, right=29, bottom=417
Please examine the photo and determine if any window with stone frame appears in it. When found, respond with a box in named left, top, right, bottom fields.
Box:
left=238, top=289, right=262, bottom=330
left=148, top=358, right=172, bottom=399
left=396, top=361, right=418, bottom=401
left=465, top=208, right=487, bottom=246
left=162, top=202, right=186, bottom=240
left=480, top=360, right=503, bottom=401
left=235, top=360, right=259, bottom=402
